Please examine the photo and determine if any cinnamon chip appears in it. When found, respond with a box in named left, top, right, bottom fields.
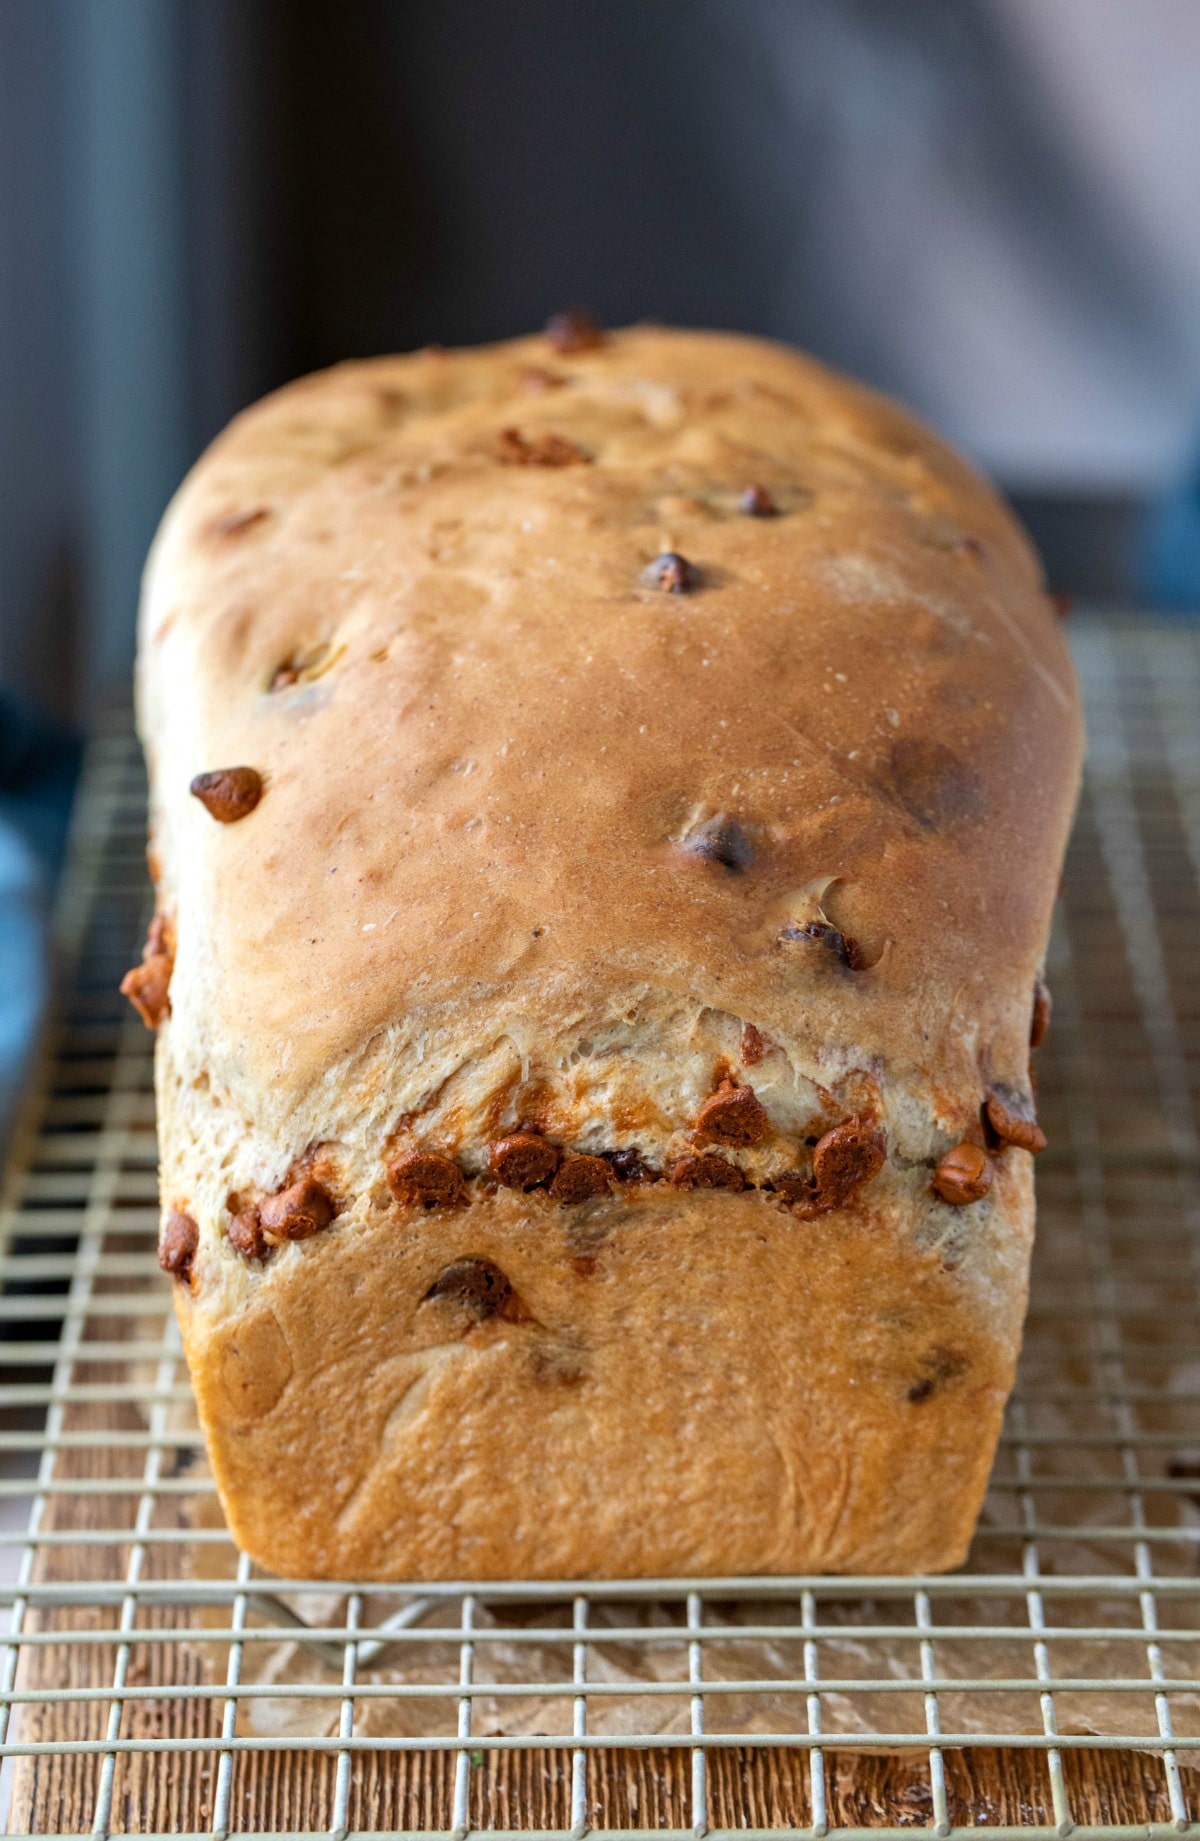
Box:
left=740, top=1023, right=767, bottom=1066
left=695, top=1078, right=769, bottom=1149
left=120, top=915, right=174, bottom=1028
left=779, top=919, right=867, bottom=970
left=983, top=1086, right=1047, bottom=1155
left=544, top=309, right=603, bottom=353
left=667, top=1153, right=747, bottom=1192
left=605, top=1147, right=652, bottom=1182
left=145, top=913, right=172, bottom=957
left=908, top=1346, right=969, bottom=1404
left=519, top=366, right=567, bottom=394
left=496, top=427, right=591, bottom=467
left=782, top=1114, right=887, bottom=1218
left=209, top=507, right=271, bottom=542
left=423, top=1257, right=526, bottom=1322
left=932, top=1142, right=993, bottom=1206
left=120, top=953, right=173, bottom=1029
left=680, top=813, right=753, bottom=872
left=1030, top=980, right=1052, bottom=1050
left=490, top=1131, right=560, bottom=1190
left=386, top=1151, right=467, bottom=1210
left=259, top=1176, right=336, bottom=1242
left=228, top=1207, right=269, bottom=1261
left=190, top=766, right=263, bottom=824
left=812, top=1114, right=887, bottom=1203
left=550, top=1155, right=614, bottom=1205
left=889, top=737, right=984, bottom=833
left=739, top=485, right=778, bottom=517
left=772, top=1171, right=817, bottom=1206
left=644, top=551, right=697, bottom=593
left=159, top=1210, right=198, bottom=1282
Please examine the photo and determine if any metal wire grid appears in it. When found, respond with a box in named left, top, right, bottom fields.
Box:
left=0, top=619, right=1199, bottom=1838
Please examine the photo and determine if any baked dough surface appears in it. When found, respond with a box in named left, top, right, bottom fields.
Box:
left=136, top=325, right=1082, bottom=1578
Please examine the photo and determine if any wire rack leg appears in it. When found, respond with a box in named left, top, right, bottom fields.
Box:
left=330, top=1590, right=361, bottom=1841
left=451, top=1592, right=476, bottom=1841
left=802, top=1588, right=828, bottom=1840
left=570, top=1593, right=589, bottom=1839
left=686, top=1590, right=707, bottom=1840
left=916, top=1589, right=950, bottom=1837
left=210, top=1551, right=252, bottom=1839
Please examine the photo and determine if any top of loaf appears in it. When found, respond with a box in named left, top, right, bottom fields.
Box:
left=138, top=324, right=1081, bottom=1193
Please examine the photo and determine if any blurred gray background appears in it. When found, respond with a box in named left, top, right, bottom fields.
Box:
left=3, top=0, right=1200, bottom=723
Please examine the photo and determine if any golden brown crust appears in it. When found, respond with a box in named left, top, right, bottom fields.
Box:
left=139, top=325, right=1080, bottom=1116
left=137, top=324, right=1083, bottom=1579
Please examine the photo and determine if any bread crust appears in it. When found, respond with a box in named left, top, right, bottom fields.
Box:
left=136, top=325, right=1082, bottom=1579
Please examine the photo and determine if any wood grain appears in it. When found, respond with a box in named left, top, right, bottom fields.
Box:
left=13, top=1733, right=1179, bottom=1833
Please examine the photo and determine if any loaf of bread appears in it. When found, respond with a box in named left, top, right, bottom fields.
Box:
left=127, top=322, right=1082, bottom=1579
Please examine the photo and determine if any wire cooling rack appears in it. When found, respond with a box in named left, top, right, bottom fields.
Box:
left=2, top=615, right=1200, bottom=1841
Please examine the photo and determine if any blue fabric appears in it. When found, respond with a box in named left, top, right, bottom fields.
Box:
left=0, top=697, right=80, bottom=1142
left=0, top=820, right=47, bottom=1137
left=1142, top=450, right=1200, bottom=613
